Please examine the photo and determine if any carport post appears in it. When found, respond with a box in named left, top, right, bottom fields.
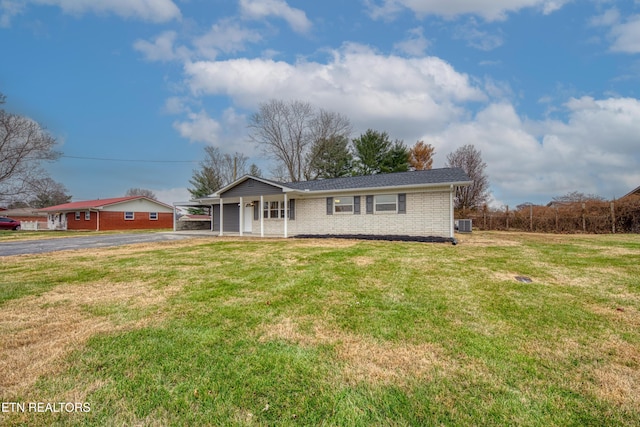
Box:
left=210, top=205, right=214, bottom=232
left=239, top=197, right=244, bottom=237
left=219, top=198, right=224, bottom=236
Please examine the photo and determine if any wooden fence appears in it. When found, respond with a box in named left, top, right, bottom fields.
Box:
left=458, top=196, right=640, bottom=234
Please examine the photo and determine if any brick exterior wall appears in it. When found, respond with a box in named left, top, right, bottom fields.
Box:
left=65, top=211, right=172, bottom=231
left=251, top=190, right=452, bottom=237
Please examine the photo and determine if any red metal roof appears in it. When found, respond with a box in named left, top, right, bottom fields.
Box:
left=39, top=196, right=171, bottom=211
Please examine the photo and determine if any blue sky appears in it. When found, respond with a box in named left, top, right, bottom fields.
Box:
left=1, top=0, right=639, bottom=207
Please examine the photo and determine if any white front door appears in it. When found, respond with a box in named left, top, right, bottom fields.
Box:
left=244, top=206, right=253, bottom=233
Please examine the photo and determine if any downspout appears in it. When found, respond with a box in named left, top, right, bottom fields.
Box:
left=450, top=185, right=455, bottom=239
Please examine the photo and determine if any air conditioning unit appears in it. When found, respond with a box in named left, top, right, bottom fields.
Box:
left=457, top=219, right=472, bottom=233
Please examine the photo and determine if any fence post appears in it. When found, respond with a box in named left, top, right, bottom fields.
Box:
left=483, top=204, right=487, bottom=230
left=611, top=201, right=616, bottom=234
left=506, top=205, right=510, bottom=230
left=582, top=203, right=586, bottom=233
left=530, top=204, right=533, bottom=232
left=555, top=206, right=559, bottom=232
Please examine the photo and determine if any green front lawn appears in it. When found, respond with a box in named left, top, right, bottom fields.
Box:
left=1, top=232, right=638, bottom=426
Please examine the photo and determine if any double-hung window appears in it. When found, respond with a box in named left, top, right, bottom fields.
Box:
left=374, top=194, right=397, bottom=213
left=124, top=211, right=134, bottom=220
left=75, top=212, right=81, bottom=220
left=263, top=201, right=282, bottom=219
left=149, top=212, right=158, bottom=220
left=334, top=196, right=354, bottom=214
left=85, top=211, right=91, bottom=220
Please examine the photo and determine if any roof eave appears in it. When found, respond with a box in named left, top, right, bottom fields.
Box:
left=286, top=180, right=473, bottom=196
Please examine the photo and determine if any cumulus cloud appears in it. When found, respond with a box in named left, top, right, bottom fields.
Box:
left=133, top=31, right=191, bottom=62
left=172, top=108, right=253, bottom=153
left=609, top=15, right=640, bottom=54
left=239, top=0, right=311, bottom=34
left=393, top=27, right=430, bottom=56
left=193, top=19, right=263, bottom=59
left=183, top=43, right=485, bottom=139
left=1, top=0, right=181, bottom=24
left=423, top=97, right=640, bottom=204
left=366, top=0, right=570, bottom=22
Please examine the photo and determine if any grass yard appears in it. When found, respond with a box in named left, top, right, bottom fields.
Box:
left=0, top=232, right=639, bottom=426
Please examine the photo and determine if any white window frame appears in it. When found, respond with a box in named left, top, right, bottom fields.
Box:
left=374, top=194, right=398, bottom=213
left=334, top=196, right=354, bottom=214
left=124, top=211, right=135, bottom=220
left=75, top=211, right=81, bottom=220
left=85, top=211, right=91, bottom=220
left=149, top=212, right=158, bottom=220
left=262, top=200, right=293, bottom=219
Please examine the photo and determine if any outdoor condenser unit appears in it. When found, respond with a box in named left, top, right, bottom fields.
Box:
left=457, top=219, right=472, bottom=233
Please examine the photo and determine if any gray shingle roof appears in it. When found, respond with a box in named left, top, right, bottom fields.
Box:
left=283, top=168, right=471, bottom=192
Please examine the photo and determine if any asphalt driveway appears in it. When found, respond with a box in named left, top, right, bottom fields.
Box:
left=0, top=232, right=206, bottom=257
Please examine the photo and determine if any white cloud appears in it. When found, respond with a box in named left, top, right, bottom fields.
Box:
left=184, top=43, right=485, bottom=139
left=423, top=97, right=640, bottom=204
left=0, top=0, right=25, bottom=27
left=2, top=0, right=181, bottom=24
left=173, top=110, right=222, bottom=145
left=172, top=108, right=253, bottom=153
left=239, top=0, right=311, bottom=33
left=609, top=15, right=640, bottom=53
left=193, top=19, right=263, bottom=59
left=454, top=19, right=504, bottom=50
left=133, top=31, right=191, bottom=62
left=154, top=187, right=191, bottom=205
left=366, top=0, right=571, bottom=22
left=393, top=27, right=430, bottom=56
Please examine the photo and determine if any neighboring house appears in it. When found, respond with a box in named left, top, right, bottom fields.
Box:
left=0, top=208, right=48, bottom=230
left=622, top=185, right=640, bottom=199
left=190, top=168, right=472, bottom=239
left=40, top=196, right=173, bottom=231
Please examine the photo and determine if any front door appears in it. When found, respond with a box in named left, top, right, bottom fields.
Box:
left=244, top=206, right=253, bottom=233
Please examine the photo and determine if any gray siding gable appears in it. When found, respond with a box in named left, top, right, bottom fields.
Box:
left=220, top=178, right=285, bottom=198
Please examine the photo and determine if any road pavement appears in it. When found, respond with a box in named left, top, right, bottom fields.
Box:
left=0, top=232, right=206, bottom=257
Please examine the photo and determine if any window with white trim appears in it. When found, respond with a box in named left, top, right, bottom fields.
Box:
left=149, top=212, right=158, bottom=220
left=262, top=200, right=294, bottom=219
left=334, top=196, right=354, bottom=214
left=85, top=211, right=91, bottom=220
left=375, top=194, right=397, bottom=213
left=124, top=211, right=134, bottom=220
left=75, top=212, right=80, bottom=220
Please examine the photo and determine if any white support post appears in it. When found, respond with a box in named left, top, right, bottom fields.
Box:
left=283, top=193, right=288, bottom=238
left=260, top=195, right=264, bottom=237
left=219, top=198, right=224, bottom=236
left=239, top=196, right=244, bottom=236
left=210, top=205, right=214, bottom=231
left=173, top=206, right=177, bottom=231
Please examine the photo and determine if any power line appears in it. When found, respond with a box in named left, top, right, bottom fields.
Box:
left=62, top=155, right=198, bottom=164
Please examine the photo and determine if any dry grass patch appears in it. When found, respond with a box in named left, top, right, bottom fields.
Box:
left=0, top=280, right=180, bottom=398
left=259, top=316, right=465, bottom=386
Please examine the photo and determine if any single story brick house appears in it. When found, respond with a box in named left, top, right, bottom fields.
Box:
left=40, top=196, right=173, bottom=231
left=188, top=168, right=471, bottom=240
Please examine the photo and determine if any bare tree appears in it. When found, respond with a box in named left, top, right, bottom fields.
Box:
left=248, top=99, right=352, bottom=182
left=189, top=146, right=249, bottom=198
left=445, top=144, right=490, bottom=210
left=29, top=177, right=72, bottom=207
left=0, top=93, right=60, bottom=204
left=305, top=109, right=352, bottom=179
left=126, top=188, right=157, bottom=200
